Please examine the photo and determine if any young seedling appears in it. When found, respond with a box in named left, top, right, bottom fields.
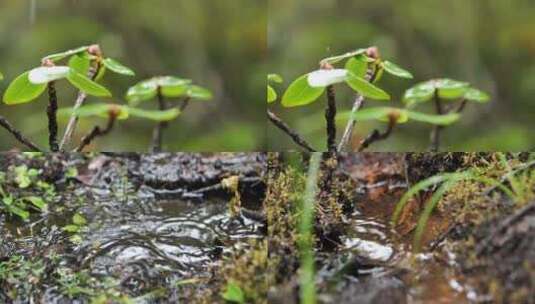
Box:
left=275, top=46, right=413, bottom=152
left=337, top=107, right=460, bottom=151
left=55, top=44, right=136, bottom=150
left=58, top=103, right=180, bottom=152
left=403, top=79, right=490, bottom=151
left=2, top=48, right=112, bottom=151
left=126, top=76, right=212, bottom=152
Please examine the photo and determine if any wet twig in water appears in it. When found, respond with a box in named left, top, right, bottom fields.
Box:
left=267, top=110, right=316, bottom=152
left=0, top=116, right=42, bottom=151
left=46, top=81, right=59, bottom=152
left=325, top=85, right=337, bottom=152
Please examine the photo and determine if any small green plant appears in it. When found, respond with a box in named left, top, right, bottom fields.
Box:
left=403, top=79, right=490, bottom=151
left=221, top=281, right=246, bottom=303
left=126, top=76, right=213, bottom=152
left=268, top=46, right=489, bottom=152
left=63, top=213, right=88, bottom=244
left=0, top=167, right=48, bottom=220
left=58, top=103, right=180, bottom=151
left=0, top=44, right=212, bottom=152
left=392, top=153, right=534, bottom=251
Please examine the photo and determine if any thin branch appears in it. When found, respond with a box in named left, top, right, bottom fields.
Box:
left=358, top=115, right=396, bottom=152
left=337, top=67, right=376, bottom=152
left=74, top=114, right=116, bottom=152
left=47, top=81, right=59, bottom=152
left=454, top=99, right=468, bottom=113
left=267, top=110, right=316, bottom=152
left=430, top=90, right=443, bottom=152
left=0, top=115, right=42, bottom=152
left=60, top=62, right=100, bottom=151
left=325, top=85, right=337, bottom=152
left=179, top=97, right=191, bottom=112
left=151, top=87, right=167, bottom=153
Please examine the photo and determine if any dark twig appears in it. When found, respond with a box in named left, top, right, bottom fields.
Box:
left=0, top=116, right=42, bottom=151
left=74, top=114, right=117, bottom=152
left=179, top=97, right=191, bottom=112
left=430, top=90, right=443, bottom=152
left=151, top=87, right=167, bottom=153
left=325, top=85, right=337, bottom=152
left=60, top=61, right=101, bottom=150
left=267, top=110, right=316, bottom=152
left=358, top=115, right=397, bottom=152
left=47, top=81, right=59, bottom=152
left=454, top=99, right=468, bottom=113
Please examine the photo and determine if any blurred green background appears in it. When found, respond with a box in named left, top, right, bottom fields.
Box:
left=0, top=0, right=266, bottom=151
left=268, top=0, right=535, bottom=151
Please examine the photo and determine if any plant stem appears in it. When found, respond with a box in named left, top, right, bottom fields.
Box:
left=299, top=152, right=322, bottom=304
left=74, top=114, right=116, bottom=152
left=179, top=97, right=191, bottom=112
left=267, top=110, right=316, bottom=152
left=337, top=67, right=376, bottom=152
left=430, top=90, right=443, bottom=152
left=0, top=115, right=42, bottom=152
left=47, top=81, right=59, bottom=152
left=60, top=62, right=100, bottom=151
left=325, top=85, right=337, bottom=152
left=358, top=116, right=396, bottom=152
left=151, top=87, right=167, bottom=153
left=454, top=99, right=468, bottom=113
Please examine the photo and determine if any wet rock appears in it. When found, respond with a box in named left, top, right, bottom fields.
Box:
left=336, top=275, right=407, bottom=304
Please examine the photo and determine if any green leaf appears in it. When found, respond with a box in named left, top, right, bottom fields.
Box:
left=403, top=81, right=436, bottom=107
left=307, top=69, right=348, bottom=87
left=434, top=79, right=469, bottom=99
left=0, top=71, right=3, bottom=81
left=464, top=88, right=490, bottom=103
left=346, top=107, right=408, bottom=124
left=68, top=54, right=91, bottom=76
left=221, top=282, right=245, bottom=304
left=126, top=82, right=158, bottom=105
left=186, top=85, right=212, bottom=100
left=58, top=104, right=128, bottom=120
left=63, top=225, right=80, bottom=233
left=267, top=85, right=277, bottom=103
left=161, top=84, right=189, bottom=98
left=3, top=72, right=47, bottom=104
left=66, top=70, right=112, bottom=97
left=126, top=107, right=180, bottom=121
left=72, top=213, right=87, bottom=225
left=320, top=49, right=368, bottom=65
left=23, top=196, right=47, bottom=211
left=345, top=56, right=368, bottom=79
left=281, top=74, right=325, bottom=107
left=102, top=58, right=135, bottom=76
left=382, top=61, right=413, bottom=79
left=28, top=66, right=71, bottom=84
left=345, top=72, right=390, bottom=100
left=154, top=76, right=192, bottom=87
left=406, top=111, right=460, bottom=125
left=43, top=46, right=90, bottom=62
left=268, top=74, right=283, bottom=83
left=8, top=205, right=30, bottom=220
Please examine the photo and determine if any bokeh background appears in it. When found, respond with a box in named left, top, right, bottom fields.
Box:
left=0, top=0, right=266, bottom=151
left=268, top=0, right=535, bottom=151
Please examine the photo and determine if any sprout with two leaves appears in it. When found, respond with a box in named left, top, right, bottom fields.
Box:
left=273, top=47, right=420, bottom=151
left=126, top=76, right=212, bottom=152
left=58, top=103, right=180, bottom=152
left=403, top=78, right=490, bottom=151
left=0, top=45, right=135, bottom=152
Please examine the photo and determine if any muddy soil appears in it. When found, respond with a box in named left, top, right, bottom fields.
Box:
left=268, top=152, right=534, bottom=304
left=0, top=153, right=266, bottom=303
